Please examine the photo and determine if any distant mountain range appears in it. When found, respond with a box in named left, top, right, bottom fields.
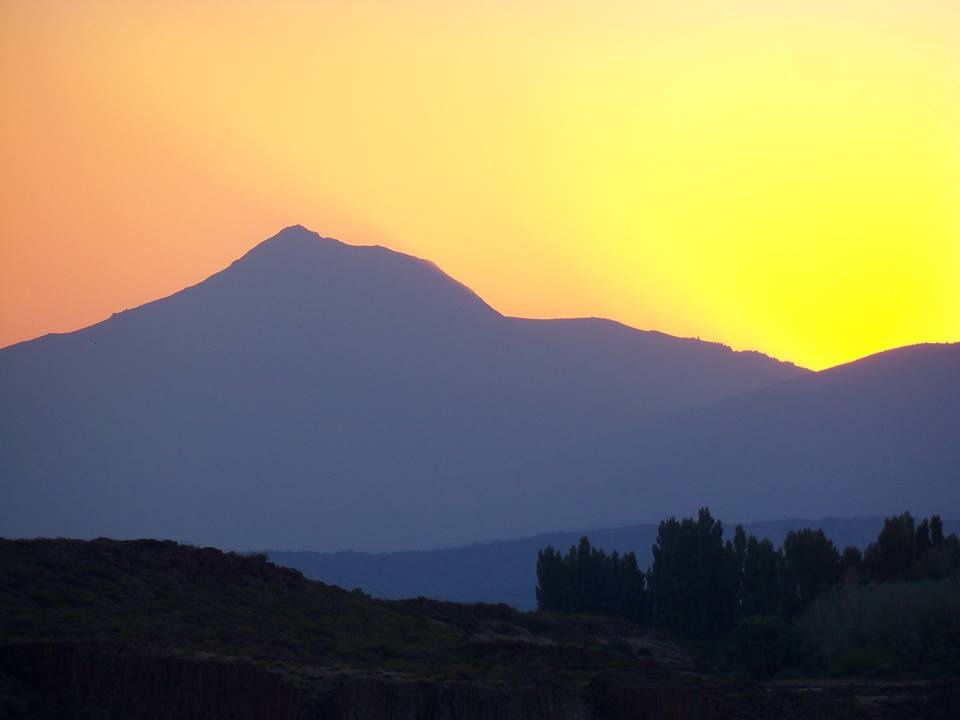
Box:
left=270, top=515, right=960, bottom=610
left=1, top=225, right=956, bottom=551
left=536, top=341, right=960, bottom=531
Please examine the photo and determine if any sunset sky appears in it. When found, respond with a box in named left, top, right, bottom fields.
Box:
left=1, top=0, right=957, bottom=369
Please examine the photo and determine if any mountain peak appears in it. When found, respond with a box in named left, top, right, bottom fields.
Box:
left=209, top=225, right=501, bottom=323
left=271, top=224, right=322, bottom=241
left=242, top=224, right=339, bottom=258
left=230, top=224, right=356, bottom=274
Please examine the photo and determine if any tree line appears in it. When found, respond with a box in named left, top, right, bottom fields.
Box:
left=535, top=538, right=646, bottom=622
left=536, top=509, right=960, bottom=641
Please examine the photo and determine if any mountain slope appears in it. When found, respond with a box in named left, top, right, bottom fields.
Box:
left=535, top=343, right=960, bottom=531
left=0, top=225, right=804, bottom=551
left=0, top=537, right=707, bottom=718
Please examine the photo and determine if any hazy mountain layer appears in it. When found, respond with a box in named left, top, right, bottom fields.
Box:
left=536, top=343, right=960, bottom=533
left=0, top=226, right=805, bottom=550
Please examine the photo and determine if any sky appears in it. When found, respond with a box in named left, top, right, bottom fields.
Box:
left=1, top=0, right=957, bottom=370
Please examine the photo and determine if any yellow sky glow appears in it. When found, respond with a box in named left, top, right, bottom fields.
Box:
left=1, top=0, right=958, bottom=369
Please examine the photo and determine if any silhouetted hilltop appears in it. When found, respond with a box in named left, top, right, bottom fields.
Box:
left=230, top=224, right=501, bottom=323
left=0, top=226, right=805, bottom=551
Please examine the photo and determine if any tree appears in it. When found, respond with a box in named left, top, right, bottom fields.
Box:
left=649, top=508, right=736, bottom=638
left=781, top=529, right=841, bottom=617
left=535, top=537, right=647, bottom=621
left=536, top=545, right=569, bottom=612
left=616, top=551, right=647, bottom=622
left=731, top=525, right=747, bottom=600
left=840, top=546, right=863, bottom=585
left=863, top=513, right=917, bottom=582
left=915, top=518, right=932, bottom=560
left=914, top=520, right=960, bottom=581
left=930, top=516, right=944, bottom=547
left=742, top=536, right=783, bottom=617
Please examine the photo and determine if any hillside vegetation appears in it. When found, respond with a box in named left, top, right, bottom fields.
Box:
left=3, top=536, right=960, bottom=718
left=537, top=510, right=960, bottom=678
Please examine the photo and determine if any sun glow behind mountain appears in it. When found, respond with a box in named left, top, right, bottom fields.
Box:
left=1, top=0, right=957, bottom=369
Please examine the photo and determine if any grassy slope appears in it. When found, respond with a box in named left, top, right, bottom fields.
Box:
left=4, top=538, right=960, bottom=720
left=0, top=537, right=664, bottom=685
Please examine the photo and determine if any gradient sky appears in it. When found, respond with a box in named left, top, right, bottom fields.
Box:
left=1, top=0, right=957, bottom=369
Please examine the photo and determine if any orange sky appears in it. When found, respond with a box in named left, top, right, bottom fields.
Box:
left=1, top=0, right=958, bottom=369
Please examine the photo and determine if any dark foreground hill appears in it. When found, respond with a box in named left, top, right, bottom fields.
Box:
left=271, top=516, right=960, bottom=609
left=2, top=538, right=957, bottom=719
left=0, top=225, right=804, bottom=551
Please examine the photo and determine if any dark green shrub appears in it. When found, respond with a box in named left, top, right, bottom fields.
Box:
left=732, top=614, right=795, bottom=678
left=828, top=646, right=899, bottom=676
left=797, top=581, right=960, bottom=676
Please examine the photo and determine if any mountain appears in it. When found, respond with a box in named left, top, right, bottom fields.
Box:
left=533, top=342, right=960, bottom=532
left=0, top=225, right=805, bottom=551
left=271, top=515, right=960, bottom=610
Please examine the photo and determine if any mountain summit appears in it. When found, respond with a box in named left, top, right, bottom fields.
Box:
left=2, top=224, right=910, bottom=551
left=229, top=224, right=499, bottom=323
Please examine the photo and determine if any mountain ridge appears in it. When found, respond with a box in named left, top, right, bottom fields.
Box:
left=0, top=225, right=803, bottom=373
left=540, top=341, right=960, bottom=532
left=2, top=225, right=955, bottom=552
left=0, top=225, right=808, bottom=551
